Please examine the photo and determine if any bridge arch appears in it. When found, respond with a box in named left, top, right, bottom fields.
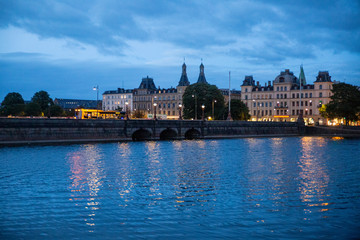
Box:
left=184, top=128, right=201, bottom=140
left=159, top=128, right=178, bottom=140
left=131, top=128, right=152, bottom=141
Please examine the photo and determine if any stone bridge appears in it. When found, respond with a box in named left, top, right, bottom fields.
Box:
left=0, top=118, right=304, bottom=144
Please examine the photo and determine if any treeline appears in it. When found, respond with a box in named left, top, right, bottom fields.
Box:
left=0, top=91, right=72, bottom=117
left=183, top=83, right=250, bottom=120
left=319, top=82, right=360, bottom=125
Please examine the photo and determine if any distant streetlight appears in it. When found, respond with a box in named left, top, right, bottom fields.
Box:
left=212, top=99, right=217, bottom=120
left=153, top=102, right=157, bottom=120
left=226, top=71, right=232, bottom=121
left=125, top=101, right=129, bottom=120
left=47, top=102, right=51, bottom=119
left=178, top=103, right=182, bottom=120
left=93, top=85, right=99, bottom=118
left=201, top=104, right=205, bottom=121
left=253, top=99, right=258, bottom=121
left=192, top=94, right=197, bottom=120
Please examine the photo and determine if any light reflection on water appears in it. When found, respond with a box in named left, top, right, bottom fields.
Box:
left=299, top=137, right=330, bottom=216
left=0, top=137, right=360, bottom=239
left=68, top=144, right=104, bottom=231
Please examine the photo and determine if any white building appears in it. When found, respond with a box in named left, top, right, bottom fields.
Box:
left=241, top=68, right=334, bottom=125
left=102, top=88, right=133, bottom=112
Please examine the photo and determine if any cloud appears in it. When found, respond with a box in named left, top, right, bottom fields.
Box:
left=0, top=0, right=359, bottom=102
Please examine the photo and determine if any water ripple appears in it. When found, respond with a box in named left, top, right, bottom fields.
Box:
left=0, top=137, right=360, bottom=239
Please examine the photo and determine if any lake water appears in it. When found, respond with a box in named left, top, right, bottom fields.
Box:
left=1, top=137, right=360, bottom=239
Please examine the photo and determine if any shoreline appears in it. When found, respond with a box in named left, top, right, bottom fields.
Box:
left=1, top=133, right=359, bottom=147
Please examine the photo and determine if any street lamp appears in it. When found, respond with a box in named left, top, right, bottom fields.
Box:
left=178, top=103, right=182, bottom=120
left=125, top=101, right=129, bottom=120
left=226, top=71, right=232, bottom=121
left=253, top=99, right=258, bottom=121
left=93, top=85, right=99, bottom=118
left=212, top=99, right=217, bottom=120
left=201, top=104, right=205, bottom=121
left=47, top=102, right=51, bottom=119
left=153, top=102, right=157, bottom=120
left=192, top=94, right=197, bottom=120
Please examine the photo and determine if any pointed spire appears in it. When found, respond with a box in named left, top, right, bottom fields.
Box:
left=197, top=61, right=208, bottom=84
left=299, top=64, right=306, bottom=86
left=178, top=61, right=190, bottom=86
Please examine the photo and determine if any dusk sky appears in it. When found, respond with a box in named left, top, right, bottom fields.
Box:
left=1, top=0, right=359, bottom=101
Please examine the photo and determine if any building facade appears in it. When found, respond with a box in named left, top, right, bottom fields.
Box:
left=241, top=68, right=333, bottom=125
left=132, top=63, right=192, bottom=119
left=102, top=88, right=133, bottom=112
left=133, top=76, right=156, bottom=115
left=220, top=89, right=242, bottom=104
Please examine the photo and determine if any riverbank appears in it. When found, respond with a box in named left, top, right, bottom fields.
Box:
left=0, top=118, right=359, bottom=146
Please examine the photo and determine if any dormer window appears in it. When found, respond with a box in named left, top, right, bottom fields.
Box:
left=279, top=77, right=284, bottom=82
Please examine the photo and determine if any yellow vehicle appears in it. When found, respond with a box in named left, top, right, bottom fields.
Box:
left=75, top=108, right=124, bottom=119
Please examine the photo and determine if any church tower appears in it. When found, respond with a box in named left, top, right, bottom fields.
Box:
left=178, top=62, right=190, bottom=86
left=197, top=62, right=208, bottom=84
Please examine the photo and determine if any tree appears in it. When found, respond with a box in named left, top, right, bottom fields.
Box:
left=0, top=92, right=25, bottom=116
left=183, top=83, right=225, bottom=119
left=325, top=83, right=360, bottom=125
left=319, top=104, right=328, bottom=119
left=31, top=91, right=53, bottom=113
left=25, top=102, right=42, bottom=116
left=132, top=110, right=146, bottom=119
left=50, top=105, right=64, bottom=116
left=222, top=99, right=250, bottom=121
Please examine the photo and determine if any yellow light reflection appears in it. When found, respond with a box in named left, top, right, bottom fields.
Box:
left=299, top=137, right=330, bottom=215
left=68, top=144, right=104, bottom=230
left=331, top=136, right=344, bottom=141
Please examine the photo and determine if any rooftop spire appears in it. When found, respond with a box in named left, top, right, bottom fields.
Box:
left=178, top=62, right=190, bottom=86
left=197, top=61, right=208, bottom=84
left=299, top=64, right=306, bottom=86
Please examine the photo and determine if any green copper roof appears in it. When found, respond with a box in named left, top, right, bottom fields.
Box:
left=299, top=65, right=306, bottom=86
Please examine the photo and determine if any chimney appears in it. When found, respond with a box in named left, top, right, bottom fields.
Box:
left=268, top=81, right=271, bottom=87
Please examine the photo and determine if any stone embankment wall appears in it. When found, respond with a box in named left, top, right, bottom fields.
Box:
left=0, top=118, right=127, bottom=143
left=305, top=126, right=360, bottom=137
left=0, top=118, right=305, bottom=145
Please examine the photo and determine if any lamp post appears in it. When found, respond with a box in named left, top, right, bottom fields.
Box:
left=226, top=71, right=233, bottom=121
left=178, top=103, right=182, bottom=120
left=259, top=103, right=262, bottom=121
left=153, top=103, right=157, bottom=120
left=192, top=94, right=197, bottom=120
left=125, top=101, right=129, bottom=120
left=93, top=85, right=99, bottom=118
left=253, top=99, right=258, bottom=121
left=201, top=104, right=205, bottom=121
left=212, top=99, right=217, bottom=120
left=47, top=102, right=51, bottom=119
